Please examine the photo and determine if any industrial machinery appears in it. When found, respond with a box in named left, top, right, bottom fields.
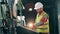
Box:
left=0, top=0, right=38, bottom=34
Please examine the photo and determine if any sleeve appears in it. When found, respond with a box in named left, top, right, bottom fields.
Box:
left=41, top=15, right=48, bottom=23
left=35, top=14, right=48, bottom=26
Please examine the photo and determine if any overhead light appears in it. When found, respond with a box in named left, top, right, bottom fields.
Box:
left=29, top=8, right=32, bottom=11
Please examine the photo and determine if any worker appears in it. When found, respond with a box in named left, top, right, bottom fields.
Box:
left=34, top=2, right=49, bottom=34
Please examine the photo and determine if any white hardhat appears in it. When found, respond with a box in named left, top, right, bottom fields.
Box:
left=34, top=2, right=43, bottom=10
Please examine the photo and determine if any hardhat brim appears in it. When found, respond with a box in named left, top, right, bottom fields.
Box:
left=34, top=7, right=43, bottom=10
left=34, top=8, right=38, bottom=10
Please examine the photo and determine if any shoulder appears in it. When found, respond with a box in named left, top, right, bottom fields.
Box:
left=43, top=11, right=49, bottom=19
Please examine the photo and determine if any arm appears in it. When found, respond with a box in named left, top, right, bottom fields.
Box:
left=35, top=15, right=48, bottom=26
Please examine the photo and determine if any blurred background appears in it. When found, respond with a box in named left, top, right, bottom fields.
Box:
left=57, top=0, right=60, bottom=34
left=0, top=0, right=60, bottom=34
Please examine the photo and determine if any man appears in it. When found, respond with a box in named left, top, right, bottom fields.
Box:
left=34, top=2, right=49, bottom=34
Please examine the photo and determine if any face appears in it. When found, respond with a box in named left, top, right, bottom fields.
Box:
left=36, top=8, right=43, bottom=13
